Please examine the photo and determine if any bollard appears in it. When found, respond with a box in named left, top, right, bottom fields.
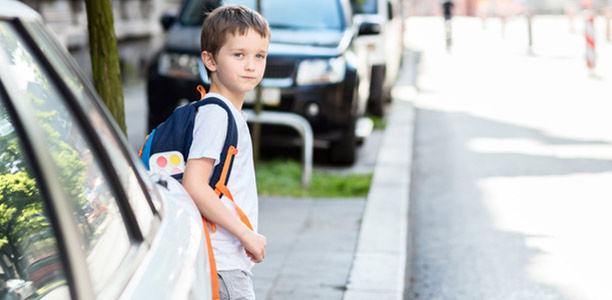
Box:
left=584, top=9, right=596, bottom=69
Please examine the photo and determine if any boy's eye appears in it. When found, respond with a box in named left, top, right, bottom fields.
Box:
left=256, top=54, right=266, bottom=59
left=234, top=53, right=244, bottom=58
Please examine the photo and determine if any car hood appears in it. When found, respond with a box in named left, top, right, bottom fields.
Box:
left=269, top=28, right=352, bottom=57
left=165, top=25, right=353, bottom=57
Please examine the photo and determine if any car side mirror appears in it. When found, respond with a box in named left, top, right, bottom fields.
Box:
left=160, top=13, right=176, bottom=31
left=358, top=21, right=381, bottom=36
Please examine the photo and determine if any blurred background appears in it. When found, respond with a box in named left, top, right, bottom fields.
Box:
left=16, top=0, right=612, bottom=153
left=13, top=0, right=612, bottom=299
left=17, top=0, right=604, bottom=153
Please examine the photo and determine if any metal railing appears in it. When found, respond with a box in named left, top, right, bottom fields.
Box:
left=243, top=110, right=313, bottom=187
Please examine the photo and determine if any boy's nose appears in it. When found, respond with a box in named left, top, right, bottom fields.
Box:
left=245, top=58, right=255, bottom=71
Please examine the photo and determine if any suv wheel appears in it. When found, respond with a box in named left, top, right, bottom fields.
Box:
left=367, top=65, right=387, bottom=117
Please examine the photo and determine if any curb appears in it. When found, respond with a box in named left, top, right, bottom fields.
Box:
left=343, top=86, right=416, bottom=300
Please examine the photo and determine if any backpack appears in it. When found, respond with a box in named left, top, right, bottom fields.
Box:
left=139, top=85, right=237, bottom=186
left=138, top=85, right=252, bottom=300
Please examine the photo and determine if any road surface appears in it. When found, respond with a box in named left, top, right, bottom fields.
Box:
left=406, top=16, right=612, bottom=300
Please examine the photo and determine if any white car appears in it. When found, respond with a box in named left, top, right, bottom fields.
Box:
left=352, top=0, right=404, bottom=116
left=0, top=1, right=212, bottom=299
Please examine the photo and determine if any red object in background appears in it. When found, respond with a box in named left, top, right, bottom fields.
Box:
left=584, top=10, right=596, bottom=69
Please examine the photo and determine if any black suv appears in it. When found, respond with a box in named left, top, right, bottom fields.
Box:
left=146, top=0, right=367, bottom=164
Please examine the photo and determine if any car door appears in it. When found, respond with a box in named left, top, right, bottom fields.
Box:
left=0, top=14, right=210, bottom=300
left=0, top=16, right=160, bottom=299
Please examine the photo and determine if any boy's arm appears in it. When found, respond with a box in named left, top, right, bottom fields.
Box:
left=182, top=157, right=266, bottom=263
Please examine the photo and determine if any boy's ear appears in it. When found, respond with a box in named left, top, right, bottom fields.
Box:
left=201, top=51, right=217, bottom=72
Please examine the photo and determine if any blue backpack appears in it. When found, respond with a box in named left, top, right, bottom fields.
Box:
left=139, top=85, right=238, bottom=195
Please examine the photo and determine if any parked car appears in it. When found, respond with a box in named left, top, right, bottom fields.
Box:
left=351, top=0, right=404, bottom=116
left=0, top=1, right=212, bottom=299
left=147, top=0, right=369, bottom=164
left=0, top=276, right=36, bottom=300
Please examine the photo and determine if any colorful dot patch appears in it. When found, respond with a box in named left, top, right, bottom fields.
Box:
left=149, top=151, right=185, bottom=177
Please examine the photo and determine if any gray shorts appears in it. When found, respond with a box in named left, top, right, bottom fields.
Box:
left=218, top=270, right=255, bottom=300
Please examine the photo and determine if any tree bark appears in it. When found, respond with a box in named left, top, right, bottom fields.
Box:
left=84, top=0, right=127, bottom=135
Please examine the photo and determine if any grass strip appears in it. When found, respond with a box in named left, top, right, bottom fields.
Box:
left=256, top=159, right=372, bottom=198
left=367, top=114, right=387, bottom=130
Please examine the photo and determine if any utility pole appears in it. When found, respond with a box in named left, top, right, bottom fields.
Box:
left=526, top=0, right=534, bottom=54
left=252, top=0, right=263, bottom=166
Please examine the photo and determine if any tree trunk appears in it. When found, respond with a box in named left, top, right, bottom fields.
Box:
left=5, top=236, right=25, bottom=280
left=84, top=0, right=127, bottom=135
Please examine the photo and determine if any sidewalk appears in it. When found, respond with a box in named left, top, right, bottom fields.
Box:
left=254, top=197, right=366, bottom=299
left=344, top=88, right=415, bottom=300
left=253, top=52, right=418, bottom=299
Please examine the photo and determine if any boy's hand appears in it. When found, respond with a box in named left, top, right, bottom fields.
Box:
left=240, top=230, right=267, bottom=263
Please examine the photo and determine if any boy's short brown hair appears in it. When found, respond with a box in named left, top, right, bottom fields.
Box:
left=200, top=5, right=270, bottom=58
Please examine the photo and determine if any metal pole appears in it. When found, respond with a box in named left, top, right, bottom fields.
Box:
left=527, top=12, right=533, bottom=53
left=252, top=0, right=263, bottom=166
left=604, top=7, right=612, bottom=42
left=244, top=110, right=313, bottom=187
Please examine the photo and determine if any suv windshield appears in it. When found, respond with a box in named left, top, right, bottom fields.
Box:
left=180, top=0, right=344, bottom=30
left=350, top=0, right=378, bottom=14
left=179, top=0, right=220, bottom=26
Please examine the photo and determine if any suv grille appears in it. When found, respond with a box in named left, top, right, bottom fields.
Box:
left=264, top=60, right=296, bottom=79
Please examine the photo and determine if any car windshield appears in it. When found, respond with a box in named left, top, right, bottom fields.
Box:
left=350, top=0, right=378, bottom=14
left=180, top=0, right=344, bottom=30
left=179, top=0, right=221, bottom=26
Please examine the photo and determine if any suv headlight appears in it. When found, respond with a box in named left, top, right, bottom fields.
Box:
left=158, top=53, right=199, bottom=80
left=296, top=57, right=346, bottom=86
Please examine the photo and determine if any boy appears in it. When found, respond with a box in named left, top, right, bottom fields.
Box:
left=182, top=5, right=269, bottom=300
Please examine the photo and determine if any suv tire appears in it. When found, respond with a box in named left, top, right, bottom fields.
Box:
left=367, top=65, right=387, bottom=117
left=329, top=81, right=358, bottom=165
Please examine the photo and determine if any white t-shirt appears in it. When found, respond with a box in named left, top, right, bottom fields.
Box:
left=188, top=92, right=258, bottom=274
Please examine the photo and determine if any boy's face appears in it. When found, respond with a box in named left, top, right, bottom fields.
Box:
left=202, top=28, right=269, bottom=104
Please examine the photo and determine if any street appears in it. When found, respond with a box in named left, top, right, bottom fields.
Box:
left=406, top=16, right=612, bottom=300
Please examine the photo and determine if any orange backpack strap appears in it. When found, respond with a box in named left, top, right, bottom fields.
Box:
left=208, top=145, right=253, bottom=231
left=202, top=216, right=220, bottom=300
left=203, top=145, right=250, bottom=300
left=138, top=133, right=150, bottom=158
left=213, top=145, right=238, bottom=199
left=197, top=85, right=207, bottom=100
